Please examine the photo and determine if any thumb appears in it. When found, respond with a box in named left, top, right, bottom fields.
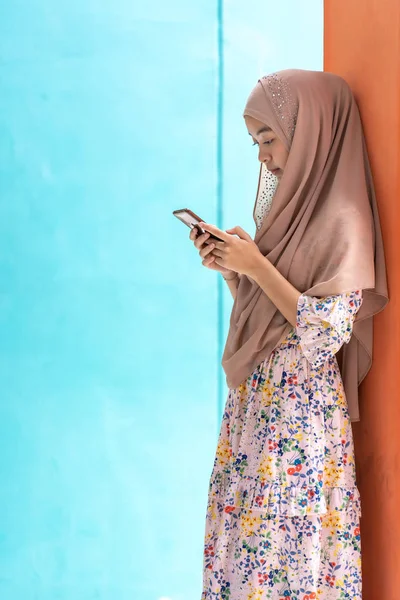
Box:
left=226, top=226, right=253, bottom=242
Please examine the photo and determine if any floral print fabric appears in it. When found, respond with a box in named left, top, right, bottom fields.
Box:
left=202, top=291, right=363, bottom=600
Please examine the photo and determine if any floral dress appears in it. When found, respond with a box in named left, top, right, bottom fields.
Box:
left=201, top=171, right=364, bottom=600
left=201, top=291, right=363, bottom=600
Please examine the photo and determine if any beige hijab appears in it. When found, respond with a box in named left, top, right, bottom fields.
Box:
left=222, top=69, right=388, bottom=422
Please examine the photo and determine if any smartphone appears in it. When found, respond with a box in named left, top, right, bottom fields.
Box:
left=172, top=209, right=225, bottom=242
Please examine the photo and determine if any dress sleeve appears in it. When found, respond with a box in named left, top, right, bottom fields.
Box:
left=296, top=290, right=363, bottom=368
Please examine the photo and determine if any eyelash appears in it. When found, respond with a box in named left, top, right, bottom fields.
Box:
left=252, top=140, right=273, bottom=146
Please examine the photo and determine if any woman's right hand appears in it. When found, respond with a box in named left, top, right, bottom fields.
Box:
left=189, top=227, right=237, bottom=279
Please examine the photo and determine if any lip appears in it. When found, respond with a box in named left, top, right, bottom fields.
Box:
left=268, top=168, right=280, bottom=175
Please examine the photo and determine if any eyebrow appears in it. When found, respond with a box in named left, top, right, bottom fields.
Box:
left=248, top=126, right=272, bottom=137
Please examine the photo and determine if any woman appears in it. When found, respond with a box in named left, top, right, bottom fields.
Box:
left=190, top=70, right=388, bottom=599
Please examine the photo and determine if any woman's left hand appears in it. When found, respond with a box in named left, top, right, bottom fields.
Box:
left=199, top=222, right=263, bottom=277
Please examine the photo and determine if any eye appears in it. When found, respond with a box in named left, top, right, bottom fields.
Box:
left=252, top=138, right=274, bottom=146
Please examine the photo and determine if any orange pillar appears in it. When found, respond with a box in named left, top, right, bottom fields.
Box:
left=324, top=1, right=400, bottom=598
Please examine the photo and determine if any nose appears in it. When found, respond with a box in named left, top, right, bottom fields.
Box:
left=258, top=146, right=272, bottom=165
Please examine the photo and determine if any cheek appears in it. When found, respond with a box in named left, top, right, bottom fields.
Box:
left=279, top=149, right=289, bottom=168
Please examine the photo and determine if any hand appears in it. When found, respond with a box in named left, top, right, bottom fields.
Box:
left=189, top=227, right=237, bottom=279
left=199, top=223, right=263, bottom=277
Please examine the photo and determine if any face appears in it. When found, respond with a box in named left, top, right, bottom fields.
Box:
left=244, top=115, right=289, bottom=179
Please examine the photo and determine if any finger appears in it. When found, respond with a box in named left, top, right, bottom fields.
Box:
left=194, top=232, right=210, bottom=249
left=202, top=255, right=216, bottom=267
left=212, top=250, right=224, bottom=259
left=226, top=226, right=252, bottom=242
left=199, top=243, right=215, bottom=259
left=236, top=226, right=253, bottom=242
left=213, top=256, right=225, bottom=268
left=213, top=241, right=227, bottom=251
left=199, top=222, right=230, bottom=243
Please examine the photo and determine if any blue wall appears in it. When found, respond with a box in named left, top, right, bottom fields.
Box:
left=0, top=2, right=322, bottom=599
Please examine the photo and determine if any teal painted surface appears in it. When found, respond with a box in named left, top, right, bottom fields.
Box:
left=0, top=2, right=218, bottom=599
left=0, top=1, right=322, bottom=599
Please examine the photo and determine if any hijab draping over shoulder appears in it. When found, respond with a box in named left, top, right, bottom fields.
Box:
left=222, top=69, right=388, bottom=422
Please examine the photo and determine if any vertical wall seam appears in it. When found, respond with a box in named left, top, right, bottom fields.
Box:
left=216, top=0, right=224, bottom=427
